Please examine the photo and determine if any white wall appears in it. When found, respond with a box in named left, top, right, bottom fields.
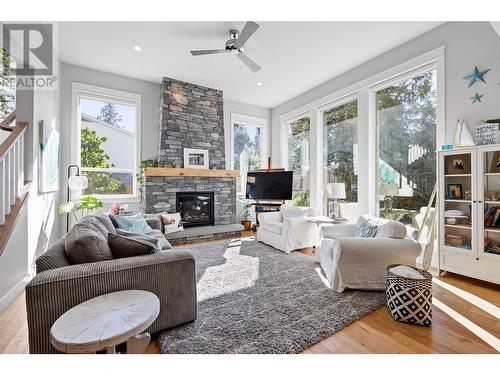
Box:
left=271, top=22, right=500, bottom=168
left=0, top=62, right=62, bottom=313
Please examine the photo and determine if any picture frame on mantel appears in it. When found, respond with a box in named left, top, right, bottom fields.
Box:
left=184, top=148, right=209, bottom=169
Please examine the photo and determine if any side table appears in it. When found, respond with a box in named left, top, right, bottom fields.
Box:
left=50, top=290, right=160, bottom=354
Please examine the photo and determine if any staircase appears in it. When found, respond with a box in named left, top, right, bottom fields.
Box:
left=0, top=111, right=28, bottom=256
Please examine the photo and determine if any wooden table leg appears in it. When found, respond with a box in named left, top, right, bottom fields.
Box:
left=126, top=333, right=151, bottom=354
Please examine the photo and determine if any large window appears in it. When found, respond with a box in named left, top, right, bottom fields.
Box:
left=286, top=115, right=310, bottom=206
left=230, top=113, right=267, bottom=194
left=376, top=70, right=437, bottom=223
left=73, top=84, right=141, bottom=198
left=323, top=99, right=358, bottom=221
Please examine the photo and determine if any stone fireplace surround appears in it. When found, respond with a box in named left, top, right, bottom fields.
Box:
left=145, top=77, right=242, bottom=244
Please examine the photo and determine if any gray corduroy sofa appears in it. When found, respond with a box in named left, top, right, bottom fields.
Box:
left=25, top=213, right=197, bottom=354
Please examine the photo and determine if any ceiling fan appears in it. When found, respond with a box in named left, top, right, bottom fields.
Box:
left=190, top=21, right=261, bottom=73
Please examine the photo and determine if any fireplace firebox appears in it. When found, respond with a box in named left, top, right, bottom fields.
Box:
left=176, top=192, right=214, bottom=227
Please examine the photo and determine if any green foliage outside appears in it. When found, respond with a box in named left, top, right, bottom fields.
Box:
left=288, top=117, right=311, bottom=206
left=80, top=127, right=126, bottom=194
left=376, top=71, right=437, bottom=213
left=97, top=102, right=123, bottom=128
left=0, top=46, right=15, bottom=122
left=233, top=124, right=261, bottom=171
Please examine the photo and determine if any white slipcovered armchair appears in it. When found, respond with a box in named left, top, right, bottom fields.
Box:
left=318, top=215, right=422, bottom=292
left=257, top=205, right=320, bottom=253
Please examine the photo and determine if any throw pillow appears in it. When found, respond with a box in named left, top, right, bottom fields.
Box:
left=108, top=232, right=158, bottom=258
left=113, top=213, right=154, bottom=234
left=355, top=223, right=378, bottom=238
left=65, top=222, right=114, bottom=264
left=161, top=213, right=184, bottom=234
left=92, top=212, right=117, bottom=234
left=115, top=228, right=172, bottom=251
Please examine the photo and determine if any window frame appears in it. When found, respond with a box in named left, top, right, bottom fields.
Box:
left=279, top=47, right=445, bottom=215
left=70, top=82, right=142, bottom=202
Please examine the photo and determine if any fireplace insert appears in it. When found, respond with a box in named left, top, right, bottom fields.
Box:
left=176, top=192, right=214, bottom=227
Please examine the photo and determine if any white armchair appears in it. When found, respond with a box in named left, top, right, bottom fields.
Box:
left=318, top=216, right=422, bottom=292
left=256, top=205, right=320, bottom=253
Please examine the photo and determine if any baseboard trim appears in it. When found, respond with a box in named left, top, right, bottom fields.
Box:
left=0, top=275, right=30, bottom=315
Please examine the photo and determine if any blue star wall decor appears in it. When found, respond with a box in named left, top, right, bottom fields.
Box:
left=470, top=93, right=484, bottom=103
left=463, top=66, right=491, bottom=87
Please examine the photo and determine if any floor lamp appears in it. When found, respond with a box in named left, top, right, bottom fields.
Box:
left=66, top=164, right=88, bottom=233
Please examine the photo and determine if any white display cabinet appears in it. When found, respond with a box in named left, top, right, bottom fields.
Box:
left=438, top=146, right=500, bottom=284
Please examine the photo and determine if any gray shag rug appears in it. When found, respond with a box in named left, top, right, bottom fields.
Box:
left=158, top=237, right=385, bottom=354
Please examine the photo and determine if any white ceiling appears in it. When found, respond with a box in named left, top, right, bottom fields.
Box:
left=58, top=22, right=443, bottom=108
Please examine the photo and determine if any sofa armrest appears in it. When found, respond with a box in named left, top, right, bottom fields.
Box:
left=282, top=216, right=320, bottom=248
left=25, top=250, right=196, bottom=353
left=258, top=211, right=282, bottom=225
left=143, top=214, right=162, bottom=232
left=320, top=223, right=356, bottom=239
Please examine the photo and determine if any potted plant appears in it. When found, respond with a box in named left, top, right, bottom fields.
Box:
left=241, top=201, right=252, bottom=231
left=58, top=196, right=103, bottom=223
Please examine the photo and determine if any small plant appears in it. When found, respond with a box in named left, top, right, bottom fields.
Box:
left=58, top=196, right=103, bottom=223
left=136, top=159, right=155, bottom=212
left=242, top=201, right=252, bottom=221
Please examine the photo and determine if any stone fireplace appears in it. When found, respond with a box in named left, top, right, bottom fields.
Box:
left=145, top=77, right=241, bottom=243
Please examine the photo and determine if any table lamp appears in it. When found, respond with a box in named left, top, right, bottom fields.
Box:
left=326, top=182, right=346, bottom=220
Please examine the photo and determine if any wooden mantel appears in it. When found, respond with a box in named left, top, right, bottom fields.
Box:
left=145, top=167, right=240, bottom=178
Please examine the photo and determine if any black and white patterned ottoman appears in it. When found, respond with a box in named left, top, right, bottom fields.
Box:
left=386, top=264, right=433, bottom=326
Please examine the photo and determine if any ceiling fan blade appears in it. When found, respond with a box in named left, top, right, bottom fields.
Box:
left=233, top=21, right=259, bottom=50
left=190, top=49, right=229, bottom=56
left=237, top=53, right=261, bottom=73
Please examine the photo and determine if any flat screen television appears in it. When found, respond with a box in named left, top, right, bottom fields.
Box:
left=246, top=171, right=293, bottom=200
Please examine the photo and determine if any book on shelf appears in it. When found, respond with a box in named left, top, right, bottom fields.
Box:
left=484, top=206, right=500, bottom=228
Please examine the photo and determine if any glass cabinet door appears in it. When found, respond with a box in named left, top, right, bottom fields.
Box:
left=442, top=152, right=474, bottom=253
left=480, top=148, right=500, bottom=258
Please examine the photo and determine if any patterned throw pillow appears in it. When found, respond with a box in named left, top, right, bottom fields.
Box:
left=355, top=223, right=378, bottom=238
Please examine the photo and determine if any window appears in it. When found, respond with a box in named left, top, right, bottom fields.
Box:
left=322, top=99, right=358, bottom=222
left=230, top=113, right=267, bottom=194
left=72, top=83, right=141, bottom=198
left=376, top=69, right=437, bottom=223
left=0, top=46, right=15, bottom=124
left=285, top=115, right=310, bottom=206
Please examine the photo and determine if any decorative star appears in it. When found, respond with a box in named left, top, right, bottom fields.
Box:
left=470, top=93, right=484, bottom=103
left=463, top=66, right=491, bottom=87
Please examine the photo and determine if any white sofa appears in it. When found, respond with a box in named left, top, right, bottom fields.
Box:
left=317, top=215, right=422, bottom=292
left=256, top=205, right=320, bottom=253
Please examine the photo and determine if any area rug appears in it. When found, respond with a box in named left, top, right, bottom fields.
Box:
left=158, top=237, right=385, bottom=354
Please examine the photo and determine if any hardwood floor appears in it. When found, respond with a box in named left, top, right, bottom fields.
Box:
left=1, top=233, right=499, bottom=354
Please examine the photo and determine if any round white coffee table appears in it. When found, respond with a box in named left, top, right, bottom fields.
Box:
left=50, top=290, right=160, bottom=354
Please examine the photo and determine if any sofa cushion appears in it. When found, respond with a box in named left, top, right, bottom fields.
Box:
left=92, top=212, right=117, bottom=234
left=79, top=216, right=111, bottom=237
left=356, top=214, right=406, bottom=239
left=280, top=205, right=312, bottom=220
left=355, top=223, right=377, bottom=237
left=264, top=221, right=283, bottom=235
left=108, top=232, right=158, bottom=258
left=113, top=213, right=154, bottom=234
left=116, top=228, right=172, bottom=250
left=65, top=222, right=114, bottom=264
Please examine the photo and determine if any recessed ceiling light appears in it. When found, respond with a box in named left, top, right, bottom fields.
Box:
left=212, top=83, right=218, bottom=88
left=133, top=45, right=142, bottom=52
left=177, top=75, right=183, bottom=79
left=257, top=82, right=262, bottom=86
